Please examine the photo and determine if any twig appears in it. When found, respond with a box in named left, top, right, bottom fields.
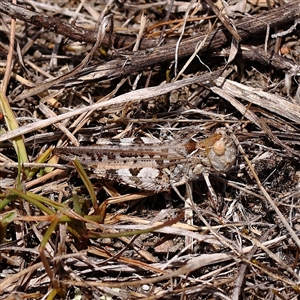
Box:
left=1, top=0, right=16, bottom=94
left=229, top=129, right=300, bottom=249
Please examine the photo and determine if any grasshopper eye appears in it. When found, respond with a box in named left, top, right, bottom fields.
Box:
left=212, top=139, right=226, bottom=156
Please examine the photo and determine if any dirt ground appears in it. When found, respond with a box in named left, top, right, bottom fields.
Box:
left=1, top=0, right=300, bottom=299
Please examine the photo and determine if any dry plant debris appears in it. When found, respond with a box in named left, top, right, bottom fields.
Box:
left=1, top=0, right=300, bottom=299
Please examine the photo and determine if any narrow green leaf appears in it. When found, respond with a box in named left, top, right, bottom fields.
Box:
left=72, top=191, right=82, bottom=216
left=0, top=211, right=16, bottom=243
left=72, top=159, right=99, bottom=213
left=27, top=147, right=54, bottom=180
left=0, top=90, right=29, bottom=176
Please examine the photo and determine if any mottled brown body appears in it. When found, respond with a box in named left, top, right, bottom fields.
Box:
left=54, top=129, right=236, bottom=192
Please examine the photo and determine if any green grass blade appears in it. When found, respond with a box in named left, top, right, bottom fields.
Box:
left=72, top=159, right=99, bottom=213
left=0, top=211, right=16, bottom=243
left=0, top=90, right=29, bottom=177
